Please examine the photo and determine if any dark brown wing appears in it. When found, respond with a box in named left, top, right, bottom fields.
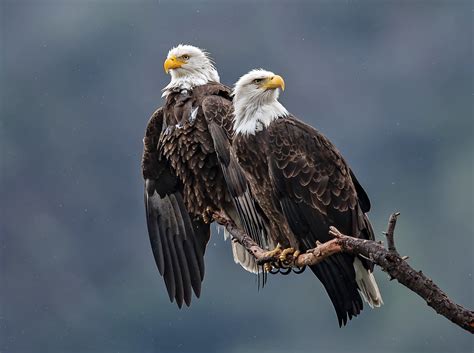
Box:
left=202, top=96, right=271, bottom=250
left=268, top=116, right=374, bottom=326
left=142, top=107, right=210, bottom=308
left=350, top=169, right=371, bottom=213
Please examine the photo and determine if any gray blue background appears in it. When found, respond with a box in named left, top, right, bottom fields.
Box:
left=1, top=1, right=473, bottom=352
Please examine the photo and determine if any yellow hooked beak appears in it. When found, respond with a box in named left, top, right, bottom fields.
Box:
left=261, top=75, right=285, bottom=91
left=164, top=55, right=186, bottom=73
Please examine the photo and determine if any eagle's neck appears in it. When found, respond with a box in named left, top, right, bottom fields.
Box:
left=234, top=100, right=289, bottom=136
left=162, top=68, right=220, bottom=97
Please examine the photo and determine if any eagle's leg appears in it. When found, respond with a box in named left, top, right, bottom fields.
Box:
left=279, top=248, right=300, bottom=268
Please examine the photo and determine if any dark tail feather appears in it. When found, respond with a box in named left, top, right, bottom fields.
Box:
left=309, top=254, right=363, bottom=327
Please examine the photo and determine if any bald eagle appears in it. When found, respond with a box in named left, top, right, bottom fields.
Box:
left=222, top=69, right=383, bottom=326
left=141, top=46, right=271, bottom=308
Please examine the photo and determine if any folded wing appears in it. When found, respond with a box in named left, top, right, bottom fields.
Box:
left=268, top=117, right=377, bottom=325
left=142, top=108, right=210, bottom=308
left=202, top=96, right=272, bottom=251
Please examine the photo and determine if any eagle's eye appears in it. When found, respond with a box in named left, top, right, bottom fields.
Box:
left=253, top=78, right=263, bottom=84
left=181, top=55, right=190, bottom=60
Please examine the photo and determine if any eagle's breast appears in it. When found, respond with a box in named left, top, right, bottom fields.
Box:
left=160, top=89, right=228, bottom=218
left=234, top=129, right=293, bottom=246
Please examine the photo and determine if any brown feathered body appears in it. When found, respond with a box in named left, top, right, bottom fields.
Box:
left=233, top=116, right=370, bottom=246
left=141, top=83, right=234, bottom=308
left=233, top=115, right=377, bottom=326
left=159, top=83, right=234, bottom=219
left=142, top=82, right=268, bottom=308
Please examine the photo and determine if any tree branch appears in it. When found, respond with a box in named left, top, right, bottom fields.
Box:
left=384, top=212, right=400, bottom=254
left=216, top=212, right=474, bottom=334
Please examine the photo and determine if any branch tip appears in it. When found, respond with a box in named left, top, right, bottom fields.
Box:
left=386, top=213, right=400, bottom=253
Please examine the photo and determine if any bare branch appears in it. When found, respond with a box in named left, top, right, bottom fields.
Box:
left=384, top=211, right=401, bottom=253
left=215, top=211, right=474, bottom=334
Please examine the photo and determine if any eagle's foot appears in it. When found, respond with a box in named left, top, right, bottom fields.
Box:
left=279, top=248, right=300, bottom=268
left=264, top=262, right=283, bottom=274
left=261, top=244, right=283, bottom=272
left=262, top=244, right=283, bottom=259
left=263, top=263, right=273, bottom=273
left=292, top=265, right=306, bottom=274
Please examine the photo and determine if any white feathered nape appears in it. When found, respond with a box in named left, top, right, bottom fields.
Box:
left=232, top=69, right=288, bottom=136
left=354, top=257, right=383, bottom=308
left=162, top=44, right=220, bottom=97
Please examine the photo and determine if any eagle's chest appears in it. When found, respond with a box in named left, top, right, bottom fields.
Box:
left=164, top=90, right=200, bottom=127
left=234, top=131, right=294, bottom=247
left=234, top=132, right=273, bottom=209
left=161, top=91, right=213, bottom=167
left=160, top=95, right=225, bottom=216
left=234, top=131, right=269, bottom=182
left=164, top=124, right=214, bottom=173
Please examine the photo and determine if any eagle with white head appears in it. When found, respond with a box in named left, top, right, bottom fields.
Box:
left=233, top=69, right=288, bottom=135
left=162, top=45, right=220, bottom=96
left=142, top=46, right=272, bottom=308
left=226, top=69, right=383, bottom=326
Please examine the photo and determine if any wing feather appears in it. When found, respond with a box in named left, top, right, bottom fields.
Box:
left=202, top=96, right=271, bottom=250
left=142, top=107, right=210, bottom=307
left=268, top=116, right=371, bottom=325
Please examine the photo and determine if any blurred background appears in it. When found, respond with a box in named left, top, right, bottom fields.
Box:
left=1, top=1, right=472, bottom=352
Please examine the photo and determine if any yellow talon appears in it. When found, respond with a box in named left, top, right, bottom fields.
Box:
left=262, top=243, right=283, bottom=258
left=279, top=247, right=295, bottom=262
left=279, top=248, right=301, bottom=266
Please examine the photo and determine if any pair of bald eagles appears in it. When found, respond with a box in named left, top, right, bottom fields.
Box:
left=141, top=44, right=382, bottom=326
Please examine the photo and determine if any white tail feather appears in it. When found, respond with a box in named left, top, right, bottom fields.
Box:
left=223, top=228, right=259, bottom=273
left=354, top=257, right=383, bottom=308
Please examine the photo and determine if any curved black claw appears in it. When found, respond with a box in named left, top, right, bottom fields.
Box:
left=279, top=267, right=292, bottom=275
left=269, top=266, right=280, bottom=275
left=292, top=266, right=306, bottom=274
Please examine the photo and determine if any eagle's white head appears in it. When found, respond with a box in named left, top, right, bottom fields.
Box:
left=162, top=44, right=220, bottom=97
left=232, top=69, right=288, bottom=135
